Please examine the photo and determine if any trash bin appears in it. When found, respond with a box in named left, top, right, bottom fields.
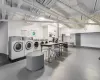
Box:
left=26, top=51, right=44, bottom=71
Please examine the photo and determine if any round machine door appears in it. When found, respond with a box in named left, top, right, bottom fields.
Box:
left=45, top=41, right=48, bottom=44
left=25, top=41, right=33, bottom=50
left=34, top=42, right=39, bottom=48
left=40, top=41, right=44, bottom=45
left=13, top=42, right=23, bottom=52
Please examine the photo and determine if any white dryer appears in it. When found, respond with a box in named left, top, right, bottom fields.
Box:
left=33, top=39, right=40, bottom=51
left=24, top=37, right=34, bottom=55
left=9, top=36, right=25, bottom=60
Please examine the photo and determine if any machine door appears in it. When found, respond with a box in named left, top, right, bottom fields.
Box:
left=40, top=41, right=44, bottom=45
left=45, top=41, right=48, bottom=44
left=34, top=42, right=39, bottom=48
left=13, top=42, right=23, bottom=52
left=25, top=41, right=33, bottom=50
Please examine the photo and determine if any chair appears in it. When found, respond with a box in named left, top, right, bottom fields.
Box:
left=62, top=43, right=68, bottom=53
left=50, top=44, right=60, bottom=60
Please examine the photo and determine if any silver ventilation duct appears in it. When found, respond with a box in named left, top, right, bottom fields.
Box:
left=35, top=0, right=57, bottom=8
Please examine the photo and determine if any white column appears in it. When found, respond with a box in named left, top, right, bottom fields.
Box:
left=57, top=22, right=59, bottom=39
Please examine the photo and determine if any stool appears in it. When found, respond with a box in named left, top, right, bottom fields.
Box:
left=26, top=51, right=44, bottom=71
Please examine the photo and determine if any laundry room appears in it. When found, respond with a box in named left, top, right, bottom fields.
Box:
left=1, top=0, right=100, bottom=80
left=0, top=16, right=60, bottom=65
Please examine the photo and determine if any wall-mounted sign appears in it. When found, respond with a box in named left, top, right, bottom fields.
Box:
left=31, top=30, right=37, bottom=36
left=32, top=32, right=35, bottom=35
left=21, top=30, right=28, bottom=36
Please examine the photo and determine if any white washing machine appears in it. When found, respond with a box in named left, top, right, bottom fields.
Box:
left=39, top=39, right=44, bottom=50
left=24, top=37, right=34, bottom=55
left=9, top=36, right=25, bottom=60
left=40, top=39, right=48, bottom=50
left=44, top=39, right=49, bottom=50
left=33, top=39, right=40, bottom=51
left=44, top=39, right=48, bottom=44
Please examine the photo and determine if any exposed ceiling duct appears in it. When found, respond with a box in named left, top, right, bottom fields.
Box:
left=1, top=0, right=100, bottom=29
left=0, top=0, right=84, bottom=28
left=35, top=0, right=57, bottom=8
left=77, top=0, right=100, bottom=14
left=58, top=0, right=100, bottom=25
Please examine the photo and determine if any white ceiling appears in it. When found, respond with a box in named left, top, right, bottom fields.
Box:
left=0, top=0, right=100, bottom=28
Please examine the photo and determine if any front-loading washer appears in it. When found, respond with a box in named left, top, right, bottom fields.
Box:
left=33, top=39, right=40, bottom=51
left=44, top=39, right=48, bottom=44
left=40, top=39, right=45, bottom=50
left=9, top=36, right=25, bottom=60
left=24, top=37, right=33, bottom=55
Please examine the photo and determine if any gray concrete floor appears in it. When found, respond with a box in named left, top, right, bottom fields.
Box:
left=0, top=47, right=100, bottom=80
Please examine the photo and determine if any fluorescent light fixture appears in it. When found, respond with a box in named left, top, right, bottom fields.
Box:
left=66, top=34, right=70, bottom=36
left=88, top=19, right=95, bottom=23
left=59, top=24, right=65, bottom=28
left=38, top=17, right=53, bottom=21
left=38, top=17, right=46, bottom=20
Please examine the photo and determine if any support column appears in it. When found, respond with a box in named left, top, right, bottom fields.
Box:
left=57, top=22, right=59, bottom=39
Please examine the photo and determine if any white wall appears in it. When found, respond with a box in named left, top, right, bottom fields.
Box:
left=0, top=22, right=8, bottom=54
left=42, top=24, right=58, bottom=41
left=61, top=20, right=100, bottom=34
left=81, top=33, right=100, bottom=48
left=8, top=21, right=43, bottom=39
left=43, top=26, right=48, bottom=39
left=60, top=19, right=100, bottom=48
left=8, top=21, right=29, bottom=36
left=48, top=25, right=57, bottom=38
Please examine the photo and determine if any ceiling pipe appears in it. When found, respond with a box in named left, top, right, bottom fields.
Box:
left=1, top=0, right=98, bottom=27
left=0, top=0, right=84, bottom=28
left=58, top=0, right=100, bottom=25
left=93, top=0, right=98, bottom=12
left=71, top=18, right=84, bottom=28
left=0, top=19, right=98, bottom=25
left=11, top=0, right=74, bottom=28
left=0, top=4, right=38, bottom=17
left=29, top=1, right=76, bottom=28
left=0, top=2, right=72, bottom=28
left=23, top=0, right=69, bottom=20
left=53, top=1, right=86, bottom=28
left=44, top=15, right=73, bottom=28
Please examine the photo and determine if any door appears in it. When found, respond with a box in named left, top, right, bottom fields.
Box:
left=75, top=33, right=81, bottom=47
left=25, top=41, right=33, bottom=50
left=13, top=42, right=23, bottom=52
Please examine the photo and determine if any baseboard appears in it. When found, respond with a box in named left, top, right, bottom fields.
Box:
left=9, top=56, right=26, bottom=63
left=69, top=45, right=100, bottom=50
left=80, top=46, right=100, bottom=50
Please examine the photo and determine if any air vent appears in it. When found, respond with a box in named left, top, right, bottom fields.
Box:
left=36, top=0, right=45, bottom=4
left=20, top=5, right=31, bottom=11
left=5, top=0, right=18, bottom=7
left=36, top=0, right=57, bottom=8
